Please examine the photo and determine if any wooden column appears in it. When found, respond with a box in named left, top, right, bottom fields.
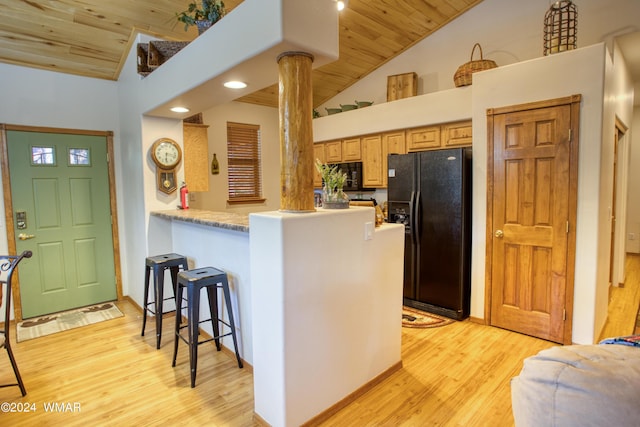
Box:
left=278, top=51, right=315, bottom=212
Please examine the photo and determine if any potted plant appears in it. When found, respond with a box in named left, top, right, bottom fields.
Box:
left=315, top=159, right=349, bottom=209
left=176, top=0, right=227, bottom=34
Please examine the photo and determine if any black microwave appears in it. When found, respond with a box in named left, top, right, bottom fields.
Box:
left=328, top=161, right=363, bottom=191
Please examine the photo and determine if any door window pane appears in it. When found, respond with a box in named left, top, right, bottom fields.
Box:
left=31, top=146, right=55, bottom=165
left=69, top=148, right=91, bottom=165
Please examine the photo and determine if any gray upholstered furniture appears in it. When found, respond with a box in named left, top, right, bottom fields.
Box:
left=511, top=343, right=640, bottom=426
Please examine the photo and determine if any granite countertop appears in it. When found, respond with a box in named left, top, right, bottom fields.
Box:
left=150, top=209, right=249, bottom=233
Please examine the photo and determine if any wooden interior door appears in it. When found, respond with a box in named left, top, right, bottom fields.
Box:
left=608, top=120, right=627, bottom=287
left=609, top=128, right=619, bottom=285
left=487, top=96, right=580, bottom=344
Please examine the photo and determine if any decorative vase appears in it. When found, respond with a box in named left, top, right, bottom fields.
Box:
left=196, top=20, right=212, bottom=35
left=322, top=187, right=349, bottom=209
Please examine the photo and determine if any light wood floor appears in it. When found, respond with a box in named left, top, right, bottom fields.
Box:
left=599, top=253, right=640, bottom=340
left=1, top=256, right=638, bottom=426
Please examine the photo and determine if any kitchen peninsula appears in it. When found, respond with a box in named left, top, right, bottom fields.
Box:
left=151, top=208, right=249, bottom=232
left=149, top=208, right=252, bottom=361
left=149, top=207, right=404, bottom=426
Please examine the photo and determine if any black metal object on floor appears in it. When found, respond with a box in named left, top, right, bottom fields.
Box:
left=1, top=250, right=32, bottom=396
left=172, top=266, right=243, bottom=388
left=141, top=253, right=189, bottom=349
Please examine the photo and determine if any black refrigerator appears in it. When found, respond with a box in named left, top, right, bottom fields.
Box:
left=387, top=148, right=471, bottom=320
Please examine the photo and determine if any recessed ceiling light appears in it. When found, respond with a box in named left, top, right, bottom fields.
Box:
left=224, top=81, right=247, bottom=89
left=335, top=0, right=348, bottom=11
left=170, top=106, right=190, bottom=113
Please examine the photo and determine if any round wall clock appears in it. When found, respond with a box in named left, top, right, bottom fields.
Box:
left=151, top=138, right=182, bottom=170
left=150, top=138, right=182, bottom=194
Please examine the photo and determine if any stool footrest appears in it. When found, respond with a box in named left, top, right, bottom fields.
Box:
left=144, top=296, right=176, bottom=306
left=143, top=307, right=176, bottom=316
left=175, top=331, right=233, bottom=346
left=176, top=319, right=234, bottom=336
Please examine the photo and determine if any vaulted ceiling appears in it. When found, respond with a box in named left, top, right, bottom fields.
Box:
left=0, top=0, right=483, bottom=108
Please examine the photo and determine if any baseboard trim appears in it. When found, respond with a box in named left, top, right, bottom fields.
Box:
left=251, top=361, right=403, bottom=427
left=468, top=315, right=486, bottom=325
left=123, top=295, right=142, bottom=312
left=253, top=413, right=270, bottom=427
left=301, top=361, right=403, bottom=427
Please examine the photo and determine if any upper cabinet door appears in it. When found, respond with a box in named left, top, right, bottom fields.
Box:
left=382, top=131, right=406, bottom=187
left=441, top=120, right=472, bottom=147
left=406, top=125, right=441, bottom=152
left=342, top=138, right=361, bottom=161
left=362, top=135, right=384, bottom=188
left=183, top=123, right=210, bottom=192
left=325, top=140, right=342, bottom=163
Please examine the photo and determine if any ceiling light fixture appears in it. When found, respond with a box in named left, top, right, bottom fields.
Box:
left=224, top=80, right=248, bottom=89
left=335, top=0, right=348, bottom=11
left=170, top=106, right=190, bottom=113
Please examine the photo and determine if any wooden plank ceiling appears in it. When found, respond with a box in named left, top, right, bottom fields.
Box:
left=0, top=0, right=483, bottom=108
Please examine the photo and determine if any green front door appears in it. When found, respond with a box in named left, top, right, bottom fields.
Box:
left=7, top=130, right=117, bottom=318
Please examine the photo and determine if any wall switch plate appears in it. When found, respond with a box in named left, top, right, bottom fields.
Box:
left=364, top=222, right=374, bottom=240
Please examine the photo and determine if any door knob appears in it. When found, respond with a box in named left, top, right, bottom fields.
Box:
left=18, top=233, right=35, bottom=240
left=494, top=229, right=504, bottom=238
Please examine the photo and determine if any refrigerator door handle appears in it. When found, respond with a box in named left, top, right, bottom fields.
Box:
left=414, top=190, right=421, bottom=240
left=409, top=191, right=418, bottom=244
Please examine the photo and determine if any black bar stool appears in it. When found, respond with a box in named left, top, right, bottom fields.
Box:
left=172, top=266, right=243, bottom=388
left=141, top=253, right=189, bottom=349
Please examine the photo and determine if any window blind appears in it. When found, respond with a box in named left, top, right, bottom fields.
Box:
left=227, top=122, right=263, bottom=202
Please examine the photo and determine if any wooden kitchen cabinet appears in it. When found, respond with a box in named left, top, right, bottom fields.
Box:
left=313, top=143, right=326, bottom=188
left=183, top=123, right=209, bottom=192
left=362, top=134, right=384, bottom=188
left=324, top=140, right=342, bottom=162
left=342, top=137, right=361, bottom=161
left=441, top=120, right=472, bottom=147
left=382, top=130, right=405, bottom=187
left=406, top=125, right=441, bottom=152
left=384, top=131, right=406, bottom=156
left=315, top=119, right=471, bottom=189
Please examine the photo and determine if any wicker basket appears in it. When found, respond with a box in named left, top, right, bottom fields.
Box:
left=453, top=43, right=497, bottom=87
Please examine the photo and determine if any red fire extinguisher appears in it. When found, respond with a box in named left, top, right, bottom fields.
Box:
left=179, top=182, right=189, bottom=209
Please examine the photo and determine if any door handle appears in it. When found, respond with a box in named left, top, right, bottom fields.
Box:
left=18, top=233, right=35, bottom=240
left=494, top=229, right=504, bottom=238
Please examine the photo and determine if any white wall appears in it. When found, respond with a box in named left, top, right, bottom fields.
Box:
left=189, top=102, right=281, bottom=214
left=114, top=33, right=185, bottom=302
left=250, top=208, right=404, bottom=426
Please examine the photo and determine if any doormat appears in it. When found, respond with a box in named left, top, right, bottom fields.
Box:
left=402, top=306, right=454, bottom=328
left=16, top=302, right=124, bottom=342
